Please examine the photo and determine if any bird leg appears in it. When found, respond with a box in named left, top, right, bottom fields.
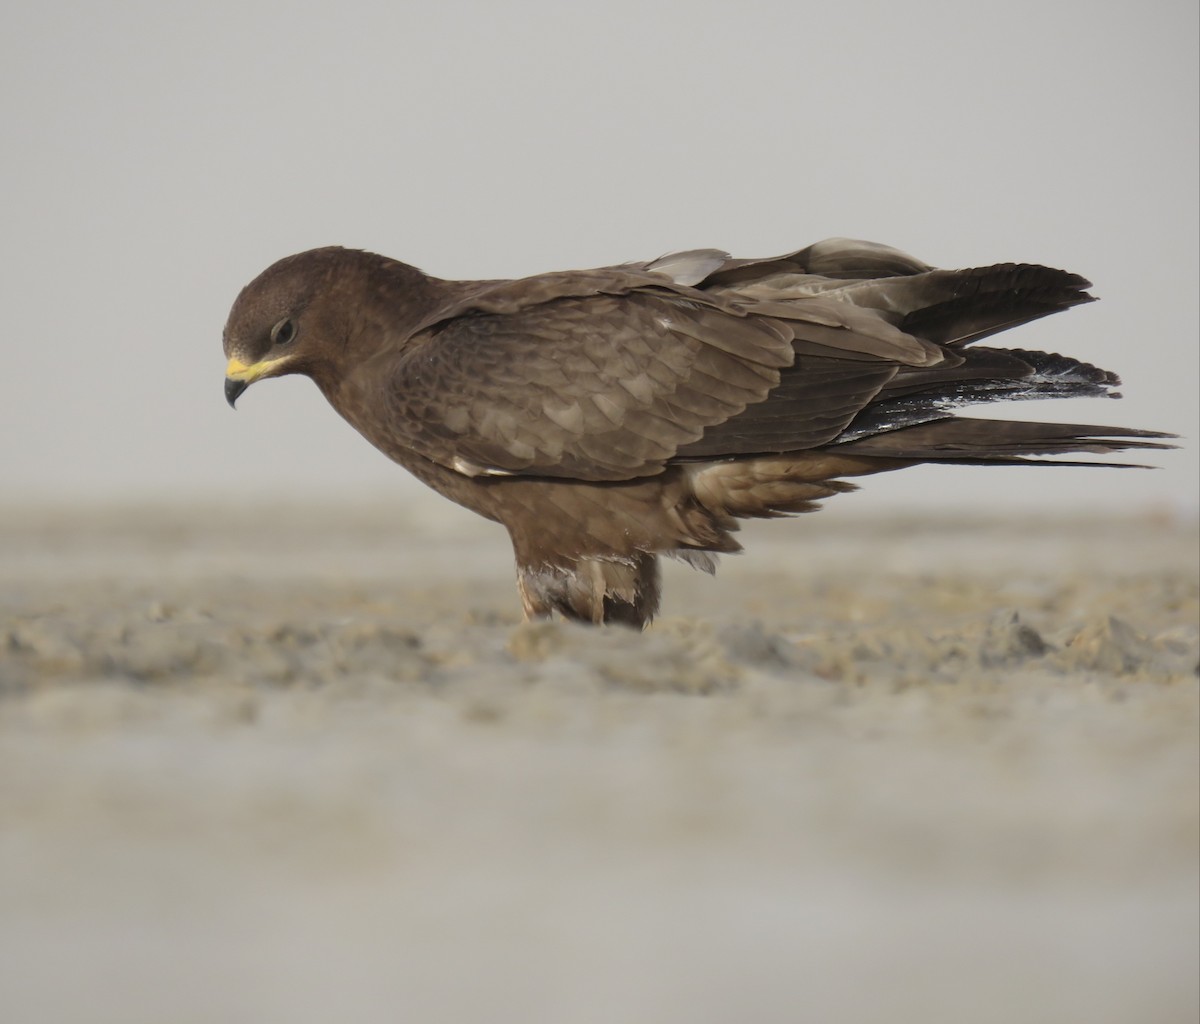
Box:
left=514, top=553, right=661, bottom=628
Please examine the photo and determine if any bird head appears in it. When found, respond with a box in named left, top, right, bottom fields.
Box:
left=222, top=247, right=368, bottom=408
left=224, top=246, right=449, bottom=408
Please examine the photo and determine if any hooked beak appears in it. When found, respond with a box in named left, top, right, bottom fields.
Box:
left=225, top=376, right=249, bottom=408
left=224, top=355, right=291, bottom=409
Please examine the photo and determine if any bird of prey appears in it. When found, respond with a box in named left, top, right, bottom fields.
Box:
left=223, top=238, right=1170, bottom=627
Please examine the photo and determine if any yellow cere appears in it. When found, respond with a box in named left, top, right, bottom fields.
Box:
left=225, top=355, right=290, bottom=382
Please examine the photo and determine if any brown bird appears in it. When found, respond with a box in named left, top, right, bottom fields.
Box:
left=223, top=238, right=1170, bottom=627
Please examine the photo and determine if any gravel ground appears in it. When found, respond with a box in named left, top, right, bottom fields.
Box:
left=1, top=502, right=1196, bottom=1024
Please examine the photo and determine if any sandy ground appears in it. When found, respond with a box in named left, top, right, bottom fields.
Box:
left=0, top=501, right=1197, bottom=1024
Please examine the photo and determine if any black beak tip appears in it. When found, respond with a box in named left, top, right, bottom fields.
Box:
left=225, top=377, right=248, bottom=409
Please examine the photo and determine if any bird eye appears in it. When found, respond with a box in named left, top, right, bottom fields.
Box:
left=271, top=318, right=297, bottom=346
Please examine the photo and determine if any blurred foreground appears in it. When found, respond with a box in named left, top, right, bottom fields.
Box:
left=1, top=502, right=1197, bottom=1024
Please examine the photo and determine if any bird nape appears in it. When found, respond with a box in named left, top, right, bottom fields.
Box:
left=222, top=237, right=1173, bottom=628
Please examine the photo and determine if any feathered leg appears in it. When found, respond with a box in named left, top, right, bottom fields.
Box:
left=515, top=552, right=661, bottom=628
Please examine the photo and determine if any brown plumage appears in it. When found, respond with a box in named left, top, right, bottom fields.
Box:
left=222, top=238, right=1172, bottom=627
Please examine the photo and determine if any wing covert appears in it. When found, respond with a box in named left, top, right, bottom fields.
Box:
left=383, top=290, right=795, bottom=481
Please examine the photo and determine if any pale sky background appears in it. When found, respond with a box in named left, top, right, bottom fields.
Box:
left=3, top=0, right=1196, bottom=517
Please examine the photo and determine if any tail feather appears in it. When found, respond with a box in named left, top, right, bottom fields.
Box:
left=833, top=417, right=1176, bottom=464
